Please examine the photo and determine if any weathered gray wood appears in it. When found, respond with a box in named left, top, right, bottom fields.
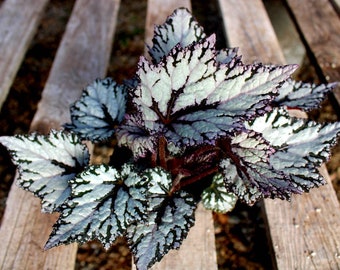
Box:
left=219, top=0, right=340, bottom=269
left=0, top=0, right=120, bottom=269
left=0, top=0, right=49, bottom=109
left=31, top=0, right=120, bottom=132
left=132, top=1, right=218, bottom=269
left=219, top=0, right=285, bottom=64
left=285, top=0, right=340, bottom=104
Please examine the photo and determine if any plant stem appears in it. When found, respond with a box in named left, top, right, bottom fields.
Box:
left=158, top=136, right=167, bottom=169
left=170, top=166, right=219, bottom=194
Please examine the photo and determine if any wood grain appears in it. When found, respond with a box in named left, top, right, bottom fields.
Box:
left=0, top=0, right=120, bottom=269
left=285, top=0, right=340, bottom=103
left=0, top=0, right=49, bottom=109
left=219, top=0, right=340, bottom=269
left=133, top=1, right=218, bottom=269
left=219, top=0, right=285, bottom=64
left=31, top=0, right=120, bottom=133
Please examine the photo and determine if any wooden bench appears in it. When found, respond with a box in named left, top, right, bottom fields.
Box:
left=220, top=1, right=340, bottom=269
left=0, top=0, right=339, bottom=269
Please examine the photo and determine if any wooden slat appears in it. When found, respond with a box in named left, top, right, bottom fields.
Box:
left=132, top=1, right=218, bottom=269
left=0, top=0, right=120, bottom=269
left=0, top=0, right=49, bottom=109
left=330, top=0, right=340, bottom=14
left=219, top=0, right=285, bottom=64
left=219, top=0, right=340, bottom=269
left=285, top=0, right=340, bottom=103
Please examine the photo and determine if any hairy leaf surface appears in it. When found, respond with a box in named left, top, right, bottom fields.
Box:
left=247, top=108, right=340, bottom=191
left=147, top=7, right=206, bottom=63
left=274, top=79, right=337, bottom=111
left=0, top=131, right=89, bottom=213
left=65, top=78, right=126, bottom=142
left=45, top=164, right=148, bottom=250
left=202, top=173, right=237, bottom=213
left=127, top=167, right=197, bottom=270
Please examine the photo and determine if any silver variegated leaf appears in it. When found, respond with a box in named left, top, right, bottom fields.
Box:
left=247, top=108, right=340, bottom=191
left=219, top=131, right=301, bottom=204
left=201, top=173, right=238, bottom=213
left=65, top=78, right=126, bottom=142
left=216, top=47, right=241, bottom=66
left=45, top=164, right=148, bottom=250
left=127, top=167, right=197, bottom=270
left=129, top=35, right=296, bottom=153
left=0, top=130, right=89, bottom=213
left=147, top=7, right=206, bottom=63
left=274, top=79, right=337, bottom=111
left=116, top=114, right=162, bottom=157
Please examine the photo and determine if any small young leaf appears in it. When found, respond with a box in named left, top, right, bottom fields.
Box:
left=202, top=173, right=238, bottom=213
left=45, top=164, right=148, bottom=250
left=274, top=79, right=337, bottom=111
left=0, top=130, right=89, bottom=213
left=64, top=78, right=126, bottom=142
left=127, top=167, right=197, bottom=270
left=147, top=7, right=206, bottom=63
left=247, top=108, right=340, bottom=191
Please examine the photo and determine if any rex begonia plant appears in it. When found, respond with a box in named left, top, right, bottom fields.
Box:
left=1, top=8, right=339, bottom=270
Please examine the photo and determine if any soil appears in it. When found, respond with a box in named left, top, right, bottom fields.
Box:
left=0, top=1, right=339, bottom=270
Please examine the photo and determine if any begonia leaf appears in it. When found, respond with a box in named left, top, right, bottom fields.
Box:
left=274, top=79, right=337, bottom=111
left=247, top=108, right=340, bottom=191
left=45, top=164, right=148, bottom=250
left=202, top=173, right=238, bottom=213
left=120, top=35, right=296, bottom=156
left=116, top=114, right=162, bottom=158
left=64, top=78, right=126, bottom=142
left=216, top=47, right=241, bottom=66
left=127, top=167, right=197, bottom=270
left=219, top=130, right=299, bottom=204
left=147, top=7, right=206, bottom=63
left=0, top=130, right=89, bottom=213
